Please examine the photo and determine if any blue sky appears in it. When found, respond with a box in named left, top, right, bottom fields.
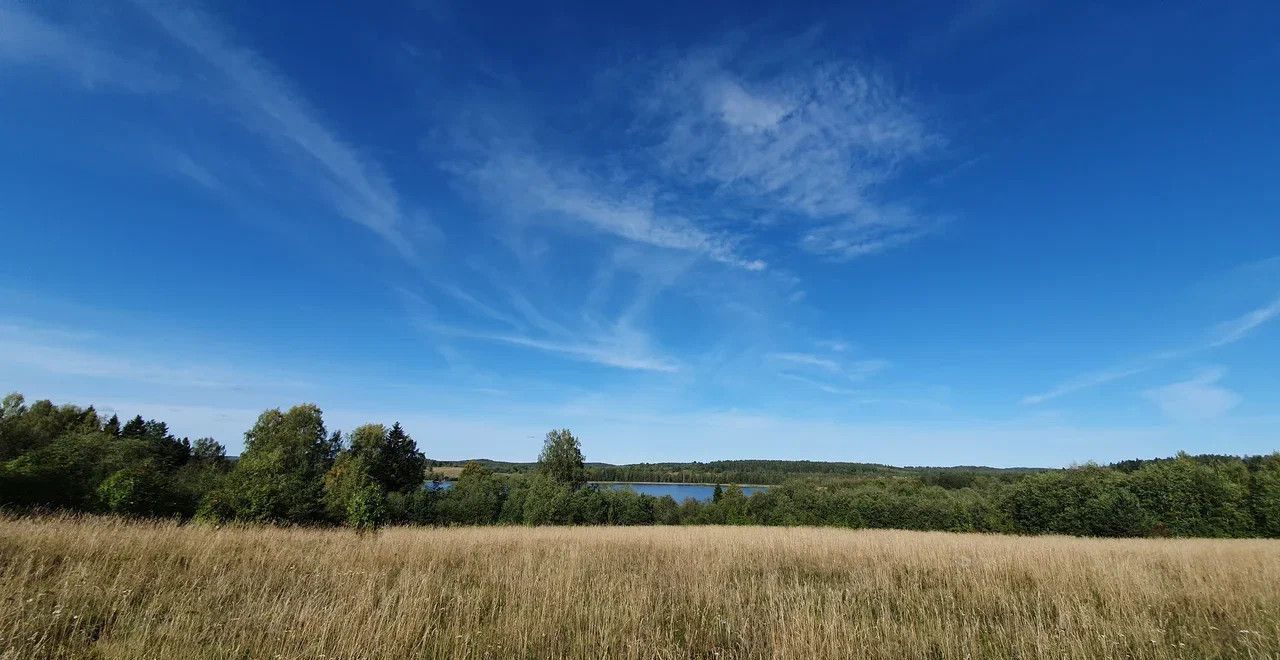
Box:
left=1, top=1, right=1277, bottom=466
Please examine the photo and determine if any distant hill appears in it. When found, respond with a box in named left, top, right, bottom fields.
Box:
left=427, top=458, right=1049, bottom=486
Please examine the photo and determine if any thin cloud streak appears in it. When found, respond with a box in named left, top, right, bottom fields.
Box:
left=430, top=325, right=680, bottom=373
left=770, top=352, right=842, bottom=373
left=1023, top=294, right=1280, bottom=405
left=0, top=5, right=172, bottom=91
left=400, top=282, right=682, bottom=373
left=0, top=333, right=307, bottom=392
left=1020, top=365, right=1148, bottom=405
left=2, top=3, right=424, bottom=258
left=769, top=352, right=889, bottom=380
left=1210, top=295, right=1280, bottom=348
left=462, top=151, right=766, bottom=271
left=135, top=2, right=419, bottom=257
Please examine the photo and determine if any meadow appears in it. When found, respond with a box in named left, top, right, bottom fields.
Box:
left=2, top=516, right=1279, bottom=659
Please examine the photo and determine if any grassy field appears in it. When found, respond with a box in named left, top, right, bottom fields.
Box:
left=426, top=465, right=465, bottom=479
left=1, top=517, right=1278, bottom=659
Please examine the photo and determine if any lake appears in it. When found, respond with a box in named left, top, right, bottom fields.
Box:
left=426, top=480, right=768, bottom=502
left=599, top=482, right=769, bottom=502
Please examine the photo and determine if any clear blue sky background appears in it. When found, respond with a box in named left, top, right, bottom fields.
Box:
left=1, top=1, right=1277, bottom=465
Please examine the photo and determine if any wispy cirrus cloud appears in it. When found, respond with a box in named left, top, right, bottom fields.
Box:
left=460, top=150, right=766, bottom=271
left=769, top=352, right=842, bottom=373
left=435, top=327, right=679, bottom=373
left=399, top=285, right=680, bottom=373
left=0, top=5, right=172, bottom=91
left=1143, top=367, right=1240, bottom=422
left=766, top=347, right=890, bottom=400
left=134, top=3, right=420, bottom=257
left=448, top=34, right=942, bottom=274
left=645, top=49, right=940, bottom=260
left=769, top=352, right=888, bottom=379
left=1209, top=295, right=1280, bottom=348
left=0, top=3, right=424, bottom=258
left=799, top=206, right=943, bottom=260
left=0, top=321, right=306, bottom=392
left=1023, top=293, right=1280, bottom=405
left=1020, top=365, right=1149, bottom=406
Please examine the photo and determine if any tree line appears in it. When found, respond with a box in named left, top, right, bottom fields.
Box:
left=1, top=393, right=1277, bottom=537
left=426, top=459, right=1043, bottom=488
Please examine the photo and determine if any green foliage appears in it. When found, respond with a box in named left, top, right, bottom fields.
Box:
left=348, top=423, right=427, bottom=493
left=653, top=495, right=680, bottom=525
left=1130, top=453, right=1252, bottom=537
left=98, top=464, right=176, bottom=517
left=1007, top=466, right=1150, bottom=537
left=585, top=459, right=1042, bottom=487
left=607, top=488, right=654, bottom=525
left=0, top=395, right=100, bottom=462
left=538, top=429, right=586, bottom=489
left=321, top=423, right=428, bottom=524
left=1, top=431, right=114, bottom=509
left=382, top=422, right=427, bottom=492
left=521, top=473, right=572, bottom=525
left=191, top=437, right=227, bottom=464
left=718, top=485, right=748, bottom=524
left=212, top=405, right=337, bottom=524
left=119, top=415, right=191, bottom=466
left=346, top=482, right=388, bottom=532
left=0, top=393, right=1277, bottom=538
left=0, top=392, right=25, bottom=419
left=324, top=453, right=374, bottom=521
left=1249, top=454, right=1280, bottom=536
left=438, top=461, right=504, bottom=525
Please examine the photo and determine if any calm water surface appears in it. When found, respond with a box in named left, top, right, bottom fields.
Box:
left=427, top=480, right=767, bottom=502
left=599, top=482, right=768, bottom=501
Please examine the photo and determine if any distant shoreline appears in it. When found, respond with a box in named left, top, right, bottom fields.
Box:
left=592, top=481, right=772, bottom=488
left=427, top=476, right=772, bottom=488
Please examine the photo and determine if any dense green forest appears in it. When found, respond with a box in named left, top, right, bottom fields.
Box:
left=2, top=393, right=1278, bottom=537
left=430, top=458, right=1045, bottom=487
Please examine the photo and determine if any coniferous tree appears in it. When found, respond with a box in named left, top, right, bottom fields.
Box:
left=383, top=422, right=427, bottom=493
left=103, top=414, right=121, bottom=437
left=120, top=415, right=147, bottom=438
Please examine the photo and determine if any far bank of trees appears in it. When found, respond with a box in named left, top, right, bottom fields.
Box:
left=1, top=393, right=1278, bottom=537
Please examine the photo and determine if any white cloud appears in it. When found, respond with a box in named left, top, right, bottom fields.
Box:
left=769, top=351, right=888, bottom=378
left=707, top=78, right=789, bottom=131
left=463, top=151, right=765, bottom=271
left=451, top=38, right=939, bottom=270
left=649, top=52, right=938, bottom=259
left=0, top=322, right=306, bottom=392
left=401, top=282, right=681, bottom=373
left=429, top=324, right=679, bottom=373
left=1, top=3, right=423, bottom=257
left=1143, top=368, right=1241, bottom=422
left=159, top=147, right=225, bottom=192
left=1023, top=292, right=1280, bottom=405
left=1021, top=365, right=1148, bottom=405
left=769, top=352, right=842, bottom=373
left=475, top=333, right=678, bottom=373
left=799, top=206, right=943, bottom=260
left=0, top=5, right=171, bottom=91
left=1210, top=296, right=1280, bottom=347
left=135, top=3, right=419, bottom=257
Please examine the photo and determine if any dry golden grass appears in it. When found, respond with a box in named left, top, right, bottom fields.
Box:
left=426, top=466, right=464, bottom=479
left=2, top=517, right=1278, bottom=659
